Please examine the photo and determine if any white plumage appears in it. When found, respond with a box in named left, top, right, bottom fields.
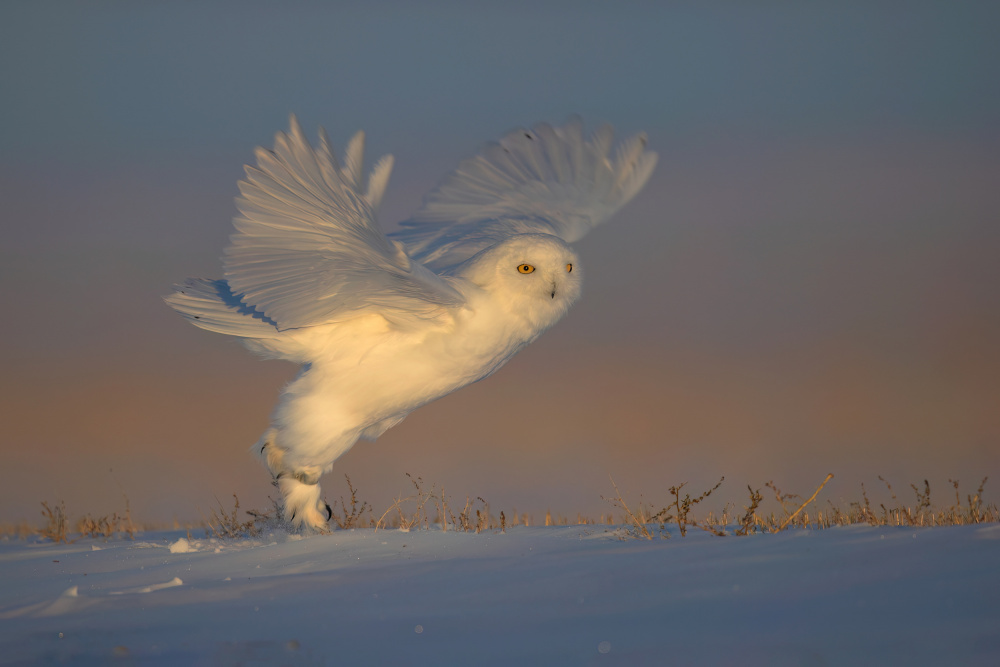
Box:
left=166, top=116, right=656, bottom=530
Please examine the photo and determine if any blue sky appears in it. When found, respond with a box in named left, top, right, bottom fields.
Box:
left=4, top=2, right=997, bottom=161
left=1, top=2, right=998, bottom=522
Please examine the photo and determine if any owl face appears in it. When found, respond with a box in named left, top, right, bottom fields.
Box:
left=460, top=233, right=582, bottom=328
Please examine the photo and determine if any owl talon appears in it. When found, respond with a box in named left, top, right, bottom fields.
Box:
left=276, top=474, right=331, bottom=532
left=255, top=437, right=330, bottom=532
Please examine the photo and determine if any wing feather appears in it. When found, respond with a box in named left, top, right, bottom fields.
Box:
left=365, top=154, right=394, bottom=212
left=223, top=115, right=463, bottom=331
left=164, top=279, right=282, bottom=338
left=390, top=117, right=657, bottom=272
left=342, top=130, right=366, bottom=190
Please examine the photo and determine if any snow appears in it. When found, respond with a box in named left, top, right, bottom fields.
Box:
left=1, top=525, right=998, bottom=665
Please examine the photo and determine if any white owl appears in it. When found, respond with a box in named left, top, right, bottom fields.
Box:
left=166, top=116, right=656, bottom=530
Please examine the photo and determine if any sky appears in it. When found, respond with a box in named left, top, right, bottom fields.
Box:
left=1, top=1, right=998, bottom=524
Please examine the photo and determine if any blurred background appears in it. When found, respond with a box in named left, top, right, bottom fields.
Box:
left=2, top=1, right=998, bottom=525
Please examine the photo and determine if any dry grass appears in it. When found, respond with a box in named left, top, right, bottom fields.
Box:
left=0, top=520, right=35, bottom=540
left=205, top=494, right=262, bottom=539
left=815, top=476, right=998, bottom=528
left=34, top=495, right=138, bottom=543
left=8, top=473, right=997, bottom=542
left=205, top=483, right=291, bottom=539
left=3, top=492, right=201, bottom=543
left=39, top=500, right=71, bottom=543
left=77, top=494, right=137, bottom=541
left=603, top=475, right=727, bottom=540
left=373, top=474, right=497, bottom=533
left=604, top=474, right=998, bottom=539
left=331, top=475, right=372, bottom=530
left=601, top=476, right=664, bottom=539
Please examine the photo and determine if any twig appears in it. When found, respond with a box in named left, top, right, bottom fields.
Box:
left=773, top=473, right=834, bottom=533
left=603, top=474, right=653, bottom=540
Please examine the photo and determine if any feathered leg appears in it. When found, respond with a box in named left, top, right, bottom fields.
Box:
left=254, top=429, right=332, bottom=532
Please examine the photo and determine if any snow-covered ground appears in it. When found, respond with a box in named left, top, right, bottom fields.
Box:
left=1, top=524, right=998, bottom=666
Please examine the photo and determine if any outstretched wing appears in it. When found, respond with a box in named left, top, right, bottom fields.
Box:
left=390, top=117, right=657, bottom=272
left=165, top=278, right=285, bottom=338
left=223, top=115, right=464, bottom=331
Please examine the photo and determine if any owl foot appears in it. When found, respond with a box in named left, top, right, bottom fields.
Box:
left=255, top=433, right=332, bottom=533
left=276, top=474, right=333, bottom=533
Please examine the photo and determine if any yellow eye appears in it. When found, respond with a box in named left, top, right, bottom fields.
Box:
left=517, top=264, right=535, bottom=274
left=566, top=263, right=573, bottom=273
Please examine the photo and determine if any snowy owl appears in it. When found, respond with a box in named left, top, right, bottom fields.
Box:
left=166, top=116, right=656, bottom=530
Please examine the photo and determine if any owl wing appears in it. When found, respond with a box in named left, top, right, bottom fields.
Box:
left=223, top=116, right=464, bottom=331
left=390, top=117, right=657, bottom=272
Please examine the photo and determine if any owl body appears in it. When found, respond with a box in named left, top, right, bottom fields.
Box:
left=252, top=233, right=582, bottom=473
left=166, top=116, right=654, bottom=530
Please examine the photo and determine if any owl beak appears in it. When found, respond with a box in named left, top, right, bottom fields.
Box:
left=550, top=282, right=557, bottom=299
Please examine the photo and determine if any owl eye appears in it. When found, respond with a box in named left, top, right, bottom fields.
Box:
left=517, top=264, right=535, bottom=274
left=566, top=263, right=573, bottom=273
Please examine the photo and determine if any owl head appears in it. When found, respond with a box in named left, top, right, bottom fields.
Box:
left=458, top=233, right=582, bottom=330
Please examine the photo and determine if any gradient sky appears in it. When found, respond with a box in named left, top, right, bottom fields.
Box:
left=2, top=2, right=998, bottom=524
